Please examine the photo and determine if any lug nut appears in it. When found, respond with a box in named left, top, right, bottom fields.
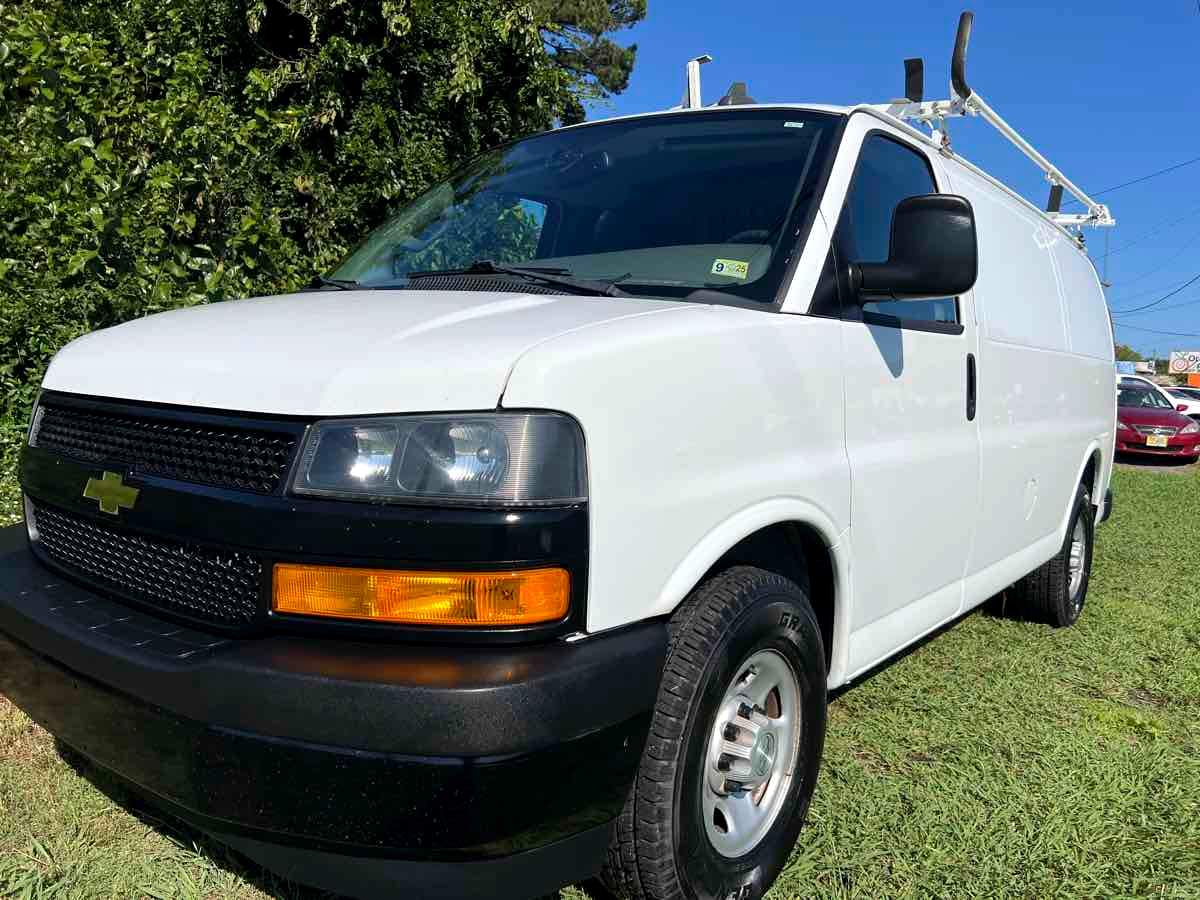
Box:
left=723, top=723, right=742, bottom=742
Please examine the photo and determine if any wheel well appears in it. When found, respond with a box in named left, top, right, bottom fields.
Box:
left=1081, top=451, right=1100, bottom=504
left=706, top=522, right=836, bottom=673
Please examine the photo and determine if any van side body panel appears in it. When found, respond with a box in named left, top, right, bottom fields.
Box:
left=500, top=306, right=851, bottom=650
left=941, top=158, right=1115, bottom=603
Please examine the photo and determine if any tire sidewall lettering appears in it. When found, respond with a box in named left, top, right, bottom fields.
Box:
left=675, top=595, right=826, bottom=900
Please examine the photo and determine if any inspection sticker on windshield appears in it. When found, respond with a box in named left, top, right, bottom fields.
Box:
left=711, top=258, right=749, bottom=279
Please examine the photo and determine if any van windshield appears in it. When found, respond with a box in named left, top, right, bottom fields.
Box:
left=330, top=109, right=839, bottom=304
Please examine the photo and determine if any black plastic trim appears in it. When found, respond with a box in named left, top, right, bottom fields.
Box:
left=0, top=522, right=669, bottom=864
left=951, top=11, right=975, bottom=100
left=853, top=310, right=966, bottom=336
left=0, top=628, right=653, bottom=859
left=967, top=352, right=978, bottom=420
left=1047, top=183, right=1064, bottom=214
left=1098, top=488, right=1114, bottom=524
left=32, top=390, right=310, bottom=495
left=904, top=57, right=924, bottom=103
left=773, top=113, right=850, bottom=309
left=0, top=521, right=666, bottom=754
left=20, top=425, right=590, bottom=645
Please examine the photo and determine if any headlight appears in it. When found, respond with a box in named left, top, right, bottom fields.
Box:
left=1180, top=421, right=1199, bottom=435
left=291, top=412, right=586, bottom=504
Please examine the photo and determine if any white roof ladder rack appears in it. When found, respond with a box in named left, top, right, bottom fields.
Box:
left=876, top=12, right=1115, bottom=231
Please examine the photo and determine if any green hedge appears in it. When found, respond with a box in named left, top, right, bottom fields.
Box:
left=0, top=0, right=575, bottom=490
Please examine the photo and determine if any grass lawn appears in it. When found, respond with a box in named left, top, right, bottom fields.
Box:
left=2, top=464, right=1198, bottom=899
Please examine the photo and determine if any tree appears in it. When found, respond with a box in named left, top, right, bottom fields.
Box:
left=0, top=0, right=586, bottom=476
left=1114, top=344, right=1143, bottom=362
left=536, top=0, right=646, bottom=124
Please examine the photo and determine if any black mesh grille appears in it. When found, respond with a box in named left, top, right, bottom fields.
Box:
left=33, top=404, right=298, bottom=494
left=30, top=501, right=263, bottom=629
left=397, top=275, right=569, bottom=295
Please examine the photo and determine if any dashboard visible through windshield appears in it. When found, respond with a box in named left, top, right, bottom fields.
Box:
left=331, top=109, right=840, bottom=304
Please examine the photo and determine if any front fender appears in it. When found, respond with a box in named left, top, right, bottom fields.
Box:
left=501, top=304, right=851, bottom=638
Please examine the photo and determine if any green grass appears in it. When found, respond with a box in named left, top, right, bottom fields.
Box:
left=2, top=466, right=1198, bottom=899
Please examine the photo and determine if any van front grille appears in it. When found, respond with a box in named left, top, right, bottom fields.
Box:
left=32, top=402, right=299, bottom=494
left=29, top=501, right=263, bottom=630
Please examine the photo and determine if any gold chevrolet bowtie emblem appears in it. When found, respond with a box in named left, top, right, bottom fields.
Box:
left=82, top=471, right=139, bottom=515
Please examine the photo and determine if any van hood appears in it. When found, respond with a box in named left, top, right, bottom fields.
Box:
left=42, top=289, right=687, bottom=416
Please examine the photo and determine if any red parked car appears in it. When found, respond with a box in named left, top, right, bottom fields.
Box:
left=1116, top=387, right=1200, bottom=459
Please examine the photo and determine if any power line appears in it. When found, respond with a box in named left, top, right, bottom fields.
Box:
left=1113, top=321, right=1200, bottom=338
left=1109, top=271, right=1200, bottom=314
left=1098, top=203, right=1200, bottom=258
left=1064, top=153, right=1200, bottom=207
left=1108, top=267, right=1200, bottom=303
left=1112, top=293, right=1200, bottom=317
left=1107, top=226, right=1200, bottom=289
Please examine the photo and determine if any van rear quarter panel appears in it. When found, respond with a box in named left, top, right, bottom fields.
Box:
left=944, top=160, right=1114, bottom=594
left=501, top=305, right=851, bottom=637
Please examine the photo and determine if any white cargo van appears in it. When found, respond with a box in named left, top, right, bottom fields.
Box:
left=0, top=12, right=1116, bottom=900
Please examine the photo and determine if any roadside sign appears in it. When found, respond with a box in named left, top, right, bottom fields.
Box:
left=1168, top=351, right=1200, bottom=374
left=1115, top=361, right=1136, bottom=375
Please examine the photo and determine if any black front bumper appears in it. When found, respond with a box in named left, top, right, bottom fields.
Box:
left=0, top=525, right=667, bottom=898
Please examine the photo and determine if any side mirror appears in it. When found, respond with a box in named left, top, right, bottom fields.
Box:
left=849, top=194, right=978, bottom=300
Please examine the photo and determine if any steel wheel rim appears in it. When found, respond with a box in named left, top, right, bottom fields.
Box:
left=1067, top=518, right=1087, bottom=606
left=701, top=648, right=802, bottom=858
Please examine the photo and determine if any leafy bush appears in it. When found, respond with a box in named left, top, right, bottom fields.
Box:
left=0, top=0, right=605, bottom=490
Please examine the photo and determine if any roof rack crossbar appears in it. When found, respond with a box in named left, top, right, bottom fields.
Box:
left=874, top=11, right=1114, bottom=231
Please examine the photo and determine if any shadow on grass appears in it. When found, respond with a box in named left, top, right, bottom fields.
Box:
left=830, top=605, right=980, bottom=701
left=52, top=739, right=344, bottom=900
left=828, top=587, right=1045, bottom=702
left=1114, top=451, right=1198, bottom=474
left=52, top=739, right=611, bottom=900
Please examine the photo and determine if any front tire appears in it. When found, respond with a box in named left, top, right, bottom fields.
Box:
left=1009, top=484, right=1094, bottom=627
left=602, top=566, right=827, bottom=900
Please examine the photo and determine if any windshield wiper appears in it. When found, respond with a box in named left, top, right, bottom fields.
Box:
left=308, top=275, right=361, bottom=291
left=405, top=260, right=631, bottom=298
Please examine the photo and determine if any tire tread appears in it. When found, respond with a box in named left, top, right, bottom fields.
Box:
left=1008, top=485, right=1092, bottom=627
left=601, top=566, right=816, bottom=900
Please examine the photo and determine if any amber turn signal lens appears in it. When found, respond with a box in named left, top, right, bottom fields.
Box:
left=272, top=563, right=570, bottom=627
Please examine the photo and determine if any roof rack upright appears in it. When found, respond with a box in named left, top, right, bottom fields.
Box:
left=873, top=11, right=1115, bottom=232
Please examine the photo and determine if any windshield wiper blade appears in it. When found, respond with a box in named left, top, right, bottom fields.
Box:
left=308, top=275, right=361, bottom=291
left=405, top=260, right=630, bottom=298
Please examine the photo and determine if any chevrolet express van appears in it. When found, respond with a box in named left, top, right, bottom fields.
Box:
left=0, top=14, right=1116, bottom=900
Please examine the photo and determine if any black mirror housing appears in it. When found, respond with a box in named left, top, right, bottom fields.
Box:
left=850, top=194, right=978, bottom=300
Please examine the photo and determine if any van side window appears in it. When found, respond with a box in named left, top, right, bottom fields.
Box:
left=837, top=135, right=959, bottom=327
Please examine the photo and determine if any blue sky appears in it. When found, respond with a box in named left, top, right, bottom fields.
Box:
left=585, top=1, right=1200, bottom=358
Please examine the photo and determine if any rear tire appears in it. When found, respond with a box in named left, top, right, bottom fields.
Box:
left=601, top=566, right=827, bottom=900
left=1008, top=484, right=1094, bottom=627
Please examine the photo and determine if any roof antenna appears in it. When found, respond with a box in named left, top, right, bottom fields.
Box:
left=684, top=55, right=712, bottom=109
left=904, top=58, right=924, bottom=103
left=717, top=82, right=757, bottom=106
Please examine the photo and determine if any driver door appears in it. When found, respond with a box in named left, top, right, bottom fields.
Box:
left=833, top=128, right=982, bottom=677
